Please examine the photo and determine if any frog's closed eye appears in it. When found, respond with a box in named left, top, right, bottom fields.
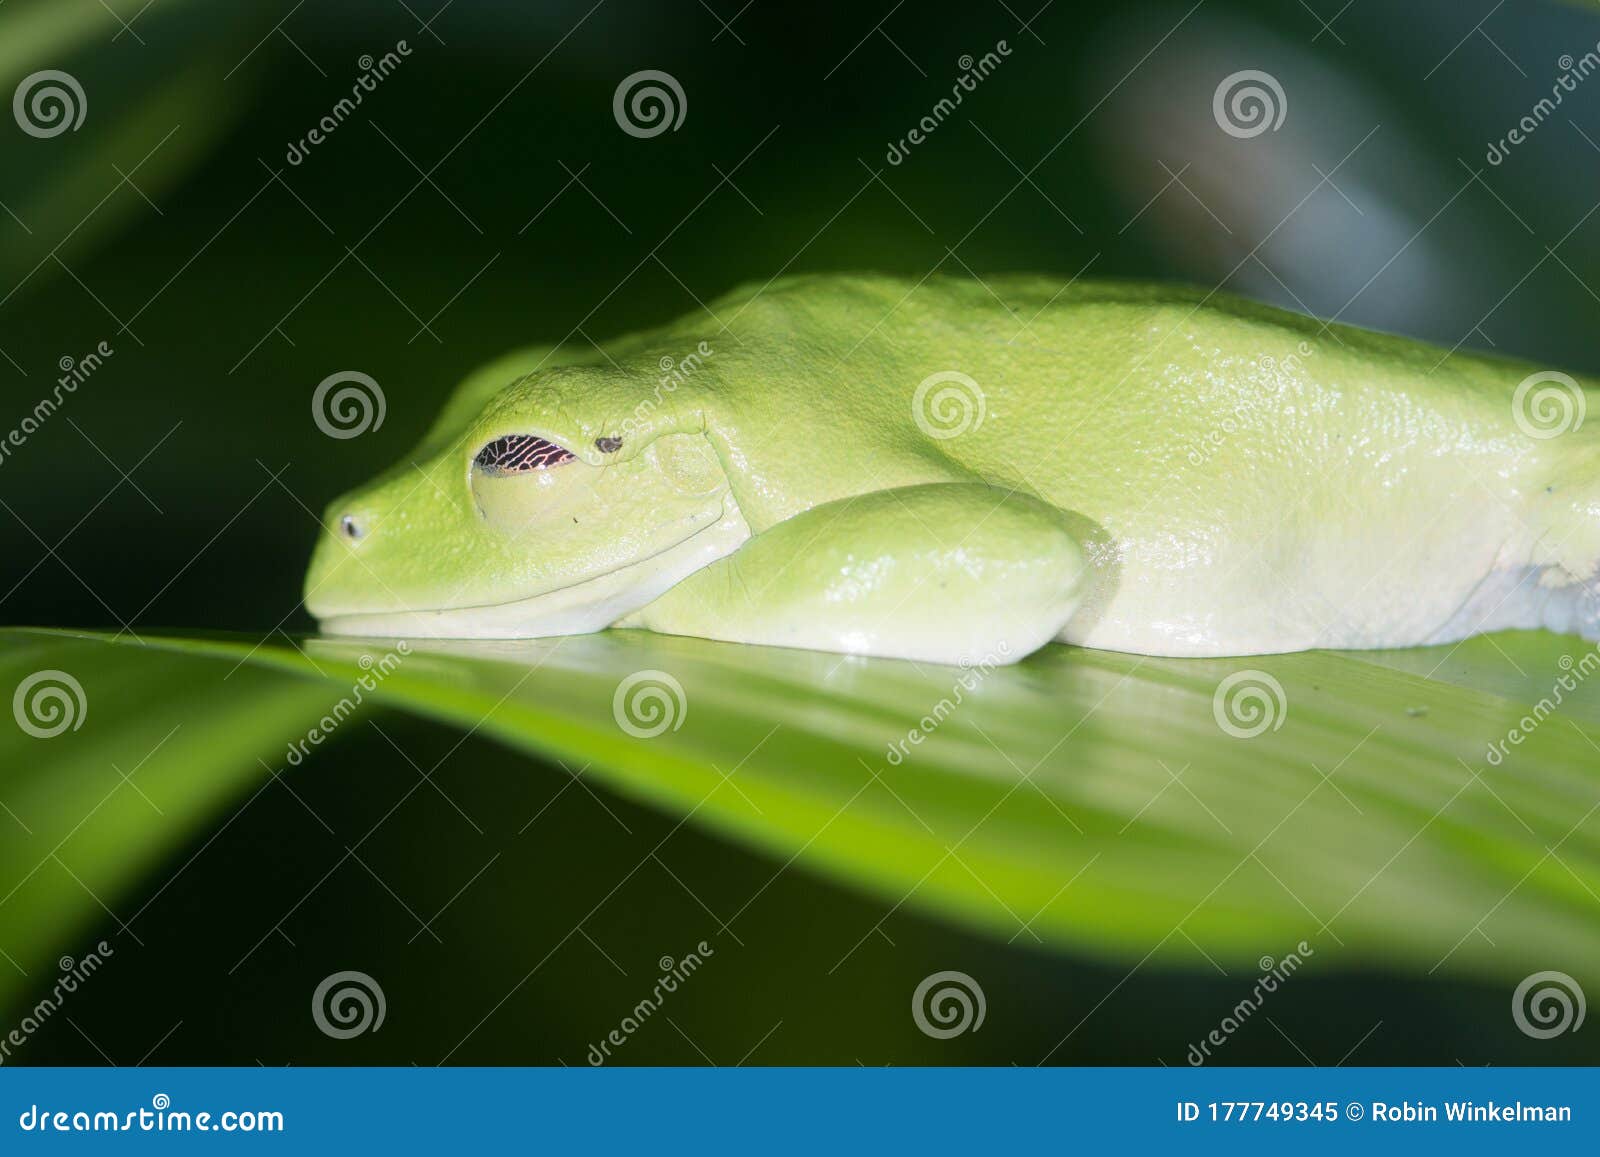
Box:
left=474, top=435, right=575, bottom=475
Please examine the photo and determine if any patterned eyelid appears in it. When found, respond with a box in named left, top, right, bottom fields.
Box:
left=473, top=434, right=576, bottom=474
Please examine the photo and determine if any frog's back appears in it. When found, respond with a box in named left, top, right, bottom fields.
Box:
left=689, top=272, right=1562, bottom=509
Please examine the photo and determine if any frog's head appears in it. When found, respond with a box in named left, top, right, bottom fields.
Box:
left=304, top=349, right=749, bottom=638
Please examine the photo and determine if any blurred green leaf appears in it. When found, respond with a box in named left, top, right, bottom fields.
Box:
left=0, top=630, right=350, bottom=1011
left=4, top=624, right=1598, bottom=999
left=0, top=0, right=274, bottom=294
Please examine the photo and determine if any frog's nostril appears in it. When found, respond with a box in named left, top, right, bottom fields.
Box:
left=339, top=515, right=365, bottom=541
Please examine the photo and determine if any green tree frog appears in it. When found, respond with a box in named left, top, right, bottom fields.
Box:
left=305, top=275, right=1600, bottom=665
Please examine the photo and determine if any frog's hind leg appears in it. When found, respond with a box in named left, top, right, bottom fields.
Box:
left=619, top=483, right=1088, bottom=665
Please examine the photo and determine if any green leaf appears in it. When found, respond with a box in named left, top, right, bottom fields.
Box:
left=3, top=624, right=1597, bottom=994
left=0, top=0, right=277, bottom=294
left=0, top=630, right=353, bottom=1010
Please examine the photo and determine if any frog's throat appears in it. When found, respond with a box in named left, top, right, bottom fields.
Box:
left=315, top=501, right=751, bottom=640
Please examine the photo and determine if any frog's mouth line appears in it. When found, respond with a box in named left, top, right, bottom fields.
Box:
left=315, top=501, right=751, bottom=641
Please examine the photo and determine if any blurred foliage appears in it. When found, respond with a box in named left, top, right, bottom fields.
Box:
left=0, top=0, right=275, bottom=291
left=3, top=0, right=1600, bottom=1065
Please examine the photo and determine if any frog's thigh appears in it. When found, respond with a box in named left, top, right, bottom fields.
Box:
left=623, top=483, right=1087, bottom=664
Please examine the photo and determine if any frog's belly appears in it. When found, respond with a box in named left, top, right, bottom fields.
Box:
left=1056, top=508, right=1597, bottom=657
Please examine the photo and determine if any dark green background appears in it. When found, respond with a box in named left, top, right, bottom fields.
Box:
left=2, top=0, right=1598, bottom=1063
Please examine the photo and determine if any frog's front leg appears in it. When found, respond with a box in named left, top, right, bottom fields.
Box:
left=619, top=483, right=1088, bottom=665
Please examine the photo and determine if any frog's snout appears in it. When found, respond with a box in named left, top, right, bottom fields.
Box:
left=304, top=501, right=381, bottom=619
left=325, top=501, right=378, bottom=550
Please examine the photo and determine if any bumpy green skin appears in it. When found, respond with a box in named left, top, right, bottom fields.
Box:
left=305, top=274, right=1600, bottom=664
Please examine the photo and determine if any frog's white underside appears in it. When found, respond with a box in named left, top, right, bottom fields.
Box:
left=1061, top=507, right=1600, bottom=658
left=1063, top=561, right=1599, bottom=657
